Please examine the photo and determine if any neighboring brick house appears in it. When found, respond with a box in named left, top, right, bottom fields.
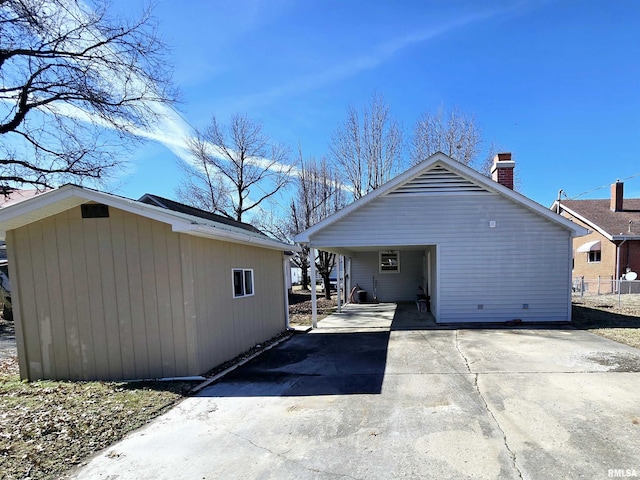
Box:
left=552, top=181, right=640, bottom=293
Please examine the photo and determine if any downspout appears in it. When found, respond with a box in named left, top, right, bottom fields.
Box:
left=616, top=240, right=627, bottom=306
left=310, top=247, right=318, bottom=328
left=283, top=255, right=291, bottom=330
left=616, top=239, right=627, bottom=289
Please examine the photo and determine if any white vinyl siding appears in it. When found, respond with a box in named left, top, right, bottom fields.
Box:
left=310, top=194, right=572, bottom=323
left=352, top=250, right=423, bottom=302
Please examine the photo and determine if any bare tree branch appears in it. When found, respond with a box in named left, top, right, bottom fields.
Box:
left=286, top=151, right=346, bottom=296
left=178, top=114, right=293, bottom=223
left=0, top=0, right=176, bottom=189
left=411, top=105, right=481, bottom=167
left=330, top=92, right=403, bottom=200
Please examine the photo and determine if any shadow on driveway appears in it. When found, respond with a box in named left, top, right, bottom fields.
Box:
left=201, top=330, right=391, bottom=397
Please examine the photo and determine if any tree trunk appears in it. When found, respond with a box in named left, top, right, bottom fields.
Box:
left=300, top=264, right=309, bottom=291
left=322, top=273, right=332, bottom=300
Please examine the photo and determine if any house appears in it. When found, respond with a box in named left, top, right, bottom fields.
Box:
left=552, top=181, right=640, bottom=294
left=295, top=152, right=587, bottom=324
left=0, top=185, right=298, bottom=381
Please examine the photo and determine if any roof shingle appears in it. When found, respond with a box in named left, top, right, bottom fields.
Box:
left=560, top=199, right=640, bottom=237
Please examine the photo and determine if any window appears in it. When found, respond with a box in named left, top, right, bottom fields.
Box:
left=233, top=268, right=254, bottom=297
left=379, top=250, right=400, bottom=273
left=587, top=251, right=601, bottom=263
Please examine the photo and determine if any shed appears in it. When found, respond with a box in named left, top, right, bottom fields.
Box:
left=0, top=185, right=298, bottom=381
left=295, top=153, right=587, bottom=324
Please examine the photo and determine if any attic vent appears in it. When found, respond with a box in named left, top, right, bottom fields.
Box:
left=81, top=204, right=109, bottom=218
left=388, top=165, right=488, bottom=196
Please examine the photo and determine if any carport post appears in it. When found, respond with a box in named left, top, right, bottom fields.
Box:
left=336, top=255, right=342, bottom=313
left=310, top=247, right=318, bottom=328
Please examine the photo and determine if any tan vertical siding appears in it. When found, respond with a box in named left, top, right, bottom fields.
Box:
left=8, top=227, right=42, bottom=379
left=52, top=211, right=83, bottom=379
left=5, top=231, right=28, bottom=378
left=42, top=216, right=69, bottom=379
left=109, top=209, right=136, bottom=379
left=10, top=206, right=191, bottom=380
left=188, top=236, right=286, bottom=373
left=9, top=202, right=286, bottom=380
left=67, top=210, right=96, bottom=379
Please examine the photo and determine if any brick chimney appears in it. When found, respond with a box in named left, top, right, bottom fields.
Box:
left=611, top=180, right=623, bottom=212
left=490, top=153, right=515, bottom=190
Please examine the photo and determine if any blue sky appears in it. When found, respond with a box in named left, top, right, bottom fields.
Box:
left=110, top=0, right=640, bottom=212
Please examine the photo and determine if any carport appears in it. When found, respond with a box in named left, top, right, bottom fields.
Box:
left=295, top=153, right=586, bottom=325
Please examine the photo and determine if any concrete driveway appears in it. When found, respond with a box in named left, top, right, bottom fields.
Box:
left=69, top=304, right=640, bottom=480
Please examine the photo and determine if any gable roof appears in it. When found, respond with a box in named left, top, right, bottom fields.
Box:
left=555, top=199, right=640, bottom=241
left=138, top=193, right=264, bottom=235
left=0, top=184, right=298, bottom=252
left=295, top=152, right=586, bottom=243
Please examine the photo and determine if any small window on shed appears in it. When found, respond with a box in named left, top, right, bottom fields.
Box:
left=587, top=250, right=601, bottom=263
left=233, top=268, right=254, bottom=298
left=81, top=203, right=109, bottom=218
left=379, top=251, right=400, bottom=273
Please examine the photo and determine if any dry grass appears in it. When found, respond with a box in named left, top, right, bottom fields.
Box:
left=0, top=357, right=193, bottom=479
left=572, top=297, right=640, bottom=349
left=288, top=289, right=338, bottom=327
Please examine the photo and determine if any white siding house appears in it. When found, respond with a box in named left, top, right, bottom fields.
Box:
left=295, top=153, right=587, bottom=324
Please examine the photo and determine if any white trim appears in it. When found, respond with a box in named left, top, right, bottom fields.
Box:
left=232, top=268, right=255, bottom=298
left=310, top=248, right=318, bottom=328
left=283, top=257, right=290, bottom=329
left=435, top=244, right=440, bottom=323
left=556, top=203, right=613, bottom=240
left=0, top=185, right=298, bottom=252
left=296, top=153, right=586, bottom=244
left=567, top=239, right=573, bottom=322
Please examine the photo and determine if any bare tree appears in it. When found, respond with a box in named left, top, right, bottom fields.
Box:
left=330, top=92, right=403, bottom=200
left=289, top=153, right=346, bottom=297
left=180, top=114, right=292, bottom=223
left=0, top=0, right=176, bottom=189
left=411, top=106, right=481, bottom=167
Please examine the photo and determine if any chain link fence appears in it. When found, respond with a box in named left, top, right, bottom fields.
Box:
left=572, top=276, right=640, bottom=307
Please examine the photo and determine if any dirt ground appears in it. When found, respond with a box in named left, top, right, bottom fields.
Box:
left=571, top=296, right=640, bottom=349
left=288, top=289, right=338, bottom=327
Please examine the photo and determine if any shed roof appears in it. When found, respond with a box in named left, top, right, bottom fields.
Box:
left=295, top=152, right=587, bottom=244
left=556, top=199, right=640, bottom=241
left=138, top=193, right=264, bottom=235
left=0, top=184, right=298, bottom=252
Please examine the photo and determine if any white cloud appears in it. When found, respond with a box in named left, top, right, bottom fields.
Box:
left=232, top=5, right=522, bottom=109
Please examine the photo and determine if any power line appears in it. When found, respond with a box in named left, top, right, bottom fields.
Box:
left=569, top=171, right=640, bottom=200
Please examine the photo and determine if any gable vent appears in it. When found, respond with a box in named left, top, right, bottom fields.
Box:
left=387, top=165, right=489, bottom=196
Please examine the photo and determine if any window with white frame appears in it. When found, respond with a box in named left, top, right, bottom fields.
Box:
left=232, top=268, right=254, bottom=297
left=379, top=250, right=400, bottom=273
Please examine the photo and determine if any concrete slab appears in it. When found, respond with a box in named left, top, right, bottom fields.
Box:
left=67, top=304, right=640, bottom=480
